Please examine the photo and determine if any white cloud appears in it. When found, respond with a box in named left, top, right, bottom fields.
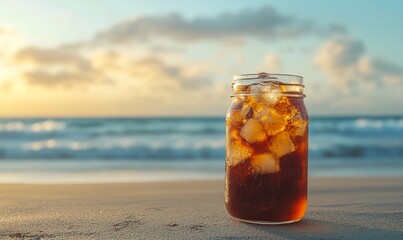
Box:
left=6, top=46, right=212, bottom=91
left=9, top=47, right=107, bottom=88
left=95, top=6, right=344, bottom=44
left=91, top=51, right=210, bottom=90
left=314, top=38, right=403, bottom=92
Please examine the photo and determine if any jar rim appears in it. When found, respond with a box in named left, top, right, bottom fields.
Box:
left=233, top=72, right=303, bottom=85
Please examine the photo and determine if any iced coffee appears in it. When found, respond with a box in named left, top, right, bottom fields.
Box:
left=225, top=73, right=308, bottom=224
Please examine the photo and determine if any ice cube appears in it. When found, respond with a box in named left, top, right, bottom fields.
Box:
left=272, top=96, right=296, bottom=120
left=250, top=101, right=264, bottom=118
left=233, top=83, right=248, bottom=94
left=254, top=107, right=287, bottom=136
left=254, top=106, right=268, bottom=121
left=251, top=153, right=280, bottom=174
left=226, top=138, right=253, bottom=166
left=269, top=131, right=295, bottom=158
left=249, top=83, right=263, bottom=93
left=240, top=118, right=267, bottom=144
left=249, top=82, right=282, bottom=106
left=246, top=96, right=266, bottom=116
left=263, top=113, right=287, bottom=136
left=261, top=83, right=281, bottom=104
left=227, top=103, right=253, bottom=127
left=287, top=112, right=308, bottom=136
left=231, top=97, right=244, bottom=110
left=241, top=104, right=253, bottom=120
left=288, top=120, right=308, bottom=136
left=227, top=127, right=242, bottom=142
left=226, top=110, right=243, bottom=127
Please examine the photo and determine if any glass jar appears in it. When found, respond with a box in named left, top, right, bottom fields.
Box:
left=225, top=72, right=308, bottom=225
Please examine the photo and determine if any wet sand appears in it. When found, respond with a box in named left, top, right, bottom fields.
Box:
left=0, top=177, right=402, bottom=239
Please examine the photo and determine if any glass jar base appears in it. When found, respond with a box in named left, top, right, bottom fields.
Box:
left=230, top=216, right=302, bottom=225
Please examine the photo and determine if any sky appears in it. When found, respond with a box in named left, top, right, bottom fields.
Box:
left=0, top=0, right=402, bottom=117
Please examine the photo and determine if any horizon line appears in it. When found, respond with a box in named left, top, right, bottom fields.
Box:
left=0, top=114, right=401, bottom=119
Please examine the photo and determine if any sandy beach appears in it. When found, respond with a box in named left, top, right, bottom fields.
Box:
left=0, top=177, right=402, bottom=239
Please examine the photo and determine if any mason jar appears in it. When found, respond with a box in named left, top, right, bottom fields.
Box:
left=225, top=72, right=308, bottom=224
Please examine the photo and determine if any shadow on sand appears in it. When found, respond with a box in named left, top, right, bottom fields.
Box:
left=247, top=218, right=403, bottom=239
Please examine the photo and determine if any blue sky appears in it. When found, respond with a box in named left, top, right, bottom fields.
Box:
left=0, top=0, right=402, bottom=116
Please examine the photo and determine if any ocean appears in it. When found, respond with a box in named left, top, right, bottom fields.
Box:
left=0, top=117, right=402, bottom=183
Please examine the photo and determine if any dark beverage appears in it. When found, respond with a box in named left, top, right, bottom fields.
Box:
left=225, top=73, right=308, bottom=224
